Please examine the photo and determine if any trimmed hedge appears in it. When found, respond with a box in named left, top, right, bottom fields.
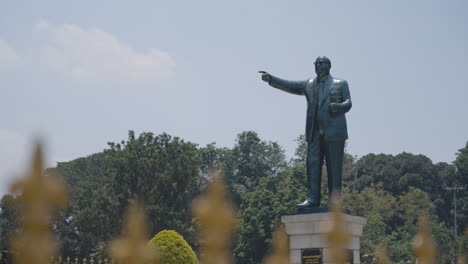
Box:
left=148, top=230, right=198, bottom=264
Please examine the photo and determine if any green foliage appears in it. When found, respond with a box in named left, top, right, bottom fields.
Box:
left=89, top=241, right=107, bottom=261
left=432, top=162, right=458, bottom=226
left=455, top=142, right=468, bottom=233
left=359, top=211, right=387, bottom=263
left=106, top=131, right=200, bottom=245
left=345, top=185, right=397, bottom=226
left=455, top=141, right=468, bottom=183
left=228, top=131, right=287, bottom=204
left=52, top=131, right=200, bottom=256
left=1, top=131, right=465, bottom=264
left=345, top=185, right=456, bottom=263
left=0, top=194, right=23, bottom=250
left=198, top=143, right=233, bottom=190
left=351, top=153, right=440, bottom=196
left=234, top=173, right=303, bottom=264
left=292, top=135, right=306, bottom=165
left=199, top=131, right=294, bottom=264
left=148, top=230, right=198, bottom=264
left=458, top=228, right=468, bottom=257
left=431, top=220, right=455, bottom=264
left=52, top=152, right=121, bottom=255
left=350, top=152, right=462, bottom=251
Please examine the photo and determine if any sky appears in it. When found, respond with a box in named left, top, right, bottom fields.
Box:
left=1, top=0, right=467, bottom=196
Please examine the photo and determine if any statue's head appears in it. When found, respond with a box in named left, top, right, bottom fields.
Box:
left=314, top=56, right=331, bottom=77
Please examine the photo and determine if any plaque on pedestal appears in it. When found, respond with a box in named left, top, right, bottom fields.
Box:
left=281, top=213, right=367, bottom=264
left=301, top=248, right=322, bottom=264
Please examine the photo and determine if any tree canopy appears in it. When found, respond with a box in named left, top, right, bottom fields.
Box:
left=1, top=133, right=466, bottom=264
left=148, top=230, right=198, bottom=264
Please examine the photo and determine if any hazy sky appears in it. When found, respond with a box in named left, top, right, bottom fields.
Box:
left=1, top=0, right=467, bottom=196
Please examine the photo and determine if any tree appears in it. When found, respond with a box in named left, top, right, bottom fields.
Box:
left=457, top=228, right=468, bottom=258
left=432, top=162, right=458, bottom=228
left=455, top=141, right=468, bottom=184
left=352, top=153, right=440, bottom=196
left=345, top=185, right=397, bottom=227
left=390, top=187, right=449, bottom=262
left=359, top=211, right=387, bottom=264
left=233, top=134, right=304, bottom=264
left=234, top=172, right=303, bottom=264
left=0, top=194, right=23, bottom=250
left=53, top=152, right=120, bottom=256
left=198, top=143, right=233, bottom=190
left=291, top=135, right=306, bottom=165
left=234, top=175, right=281, bottom=264
left=105, top=131, right=200, bottom=243
left=344, top=185, right=455, bottom=263
left=199, top=131, right=288, bottom=206
left=454, top=141, right=468, bottom=234
left=36, top=130, right=463, bottom=262
left=231, top=131, right=287, bottom=190
left=350, top=152, right=459, bottom=230
left=148, top=230, right=198, bottom=264
left=54, top=131, right=201, bottom=256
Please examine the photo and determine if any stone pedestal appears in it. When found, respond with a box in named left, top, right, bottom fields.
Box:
left=281, top=213, right=367, bottom=264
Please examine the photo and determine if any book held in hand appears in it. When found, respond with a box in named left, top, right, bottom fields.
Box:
left=330, top=90, right=343, bottom=103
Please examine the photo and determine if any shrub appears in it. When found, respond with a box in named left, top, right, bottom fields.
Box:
left=148, top=230, right=198, bottom=264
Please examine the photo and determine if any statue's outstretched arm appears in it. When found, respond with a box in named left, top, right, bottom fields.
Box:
left=261, top=72, right=307, bottom=96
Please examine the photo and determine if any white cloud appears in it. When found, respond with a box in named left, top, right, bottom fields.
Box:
left=37, top=21, right=175, bottom=83
left=0, top=39, right=21, bottom=67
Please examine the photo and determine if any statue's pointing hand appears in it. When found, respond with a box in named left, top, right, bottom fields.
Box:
left=259, top=71, right=271, bottom=83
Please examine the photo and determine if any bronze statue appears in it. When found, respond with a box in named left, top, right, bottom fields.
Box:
left=260, top=56, right=352, bottom=210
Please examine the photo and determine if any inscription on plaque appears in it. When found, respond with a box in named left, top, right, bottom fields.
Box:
left=301, top=248, right=322, bottom=264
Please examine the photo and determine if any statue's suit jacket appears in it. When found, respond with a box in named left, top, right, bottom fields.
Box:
left=269, top=74, right=352, bottom=142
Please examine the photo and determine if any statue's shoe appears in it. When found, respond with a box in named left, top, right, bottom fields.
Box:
left=297, top=199, right=320, bottom=208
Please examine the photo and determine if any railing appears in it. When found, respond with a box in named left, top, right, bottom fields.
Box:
left=45, top=257, right=112, bottom=264
left=2, top=143, right=466, bottom=264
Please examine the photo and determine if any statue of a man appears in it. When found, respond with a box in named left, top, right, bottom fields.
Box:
left=260, top=56, right=352, bottom=209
